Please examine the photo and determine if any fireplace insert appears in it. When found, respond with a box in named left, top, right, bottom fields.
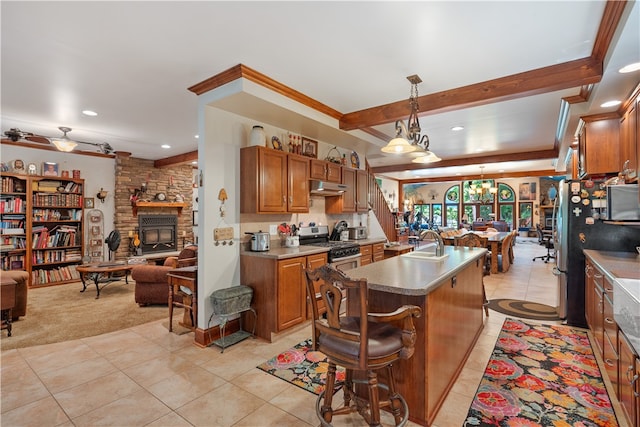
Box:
left=138, top=214, right=178, bottom=254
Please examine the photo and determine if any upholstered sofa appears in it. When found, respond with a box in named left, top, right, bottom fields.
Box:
left=131, top=245, right=197, bottom=306
left=0, top=270, right=29, bottom=320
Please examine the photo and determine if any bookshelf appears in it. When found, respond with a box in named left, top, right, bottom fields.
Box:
left=1, top=173, right=85, bottom=287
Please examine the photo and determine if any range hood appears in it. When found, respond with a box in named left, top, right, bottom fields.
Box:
left=309, top=180, right=347, bottom=196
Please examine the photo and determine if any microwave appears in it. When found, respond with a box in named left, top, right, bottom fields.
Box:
left=606, top=184, right=640, bottom=220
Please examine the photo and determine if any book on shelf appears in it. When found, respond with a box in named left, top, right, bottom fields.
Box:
left=1, top=228, right=25, bottom=235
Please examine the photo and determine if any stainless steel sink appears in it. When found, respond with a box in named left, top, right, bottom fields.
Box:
left=401, top=251, right=449, bottom=261
left=613, top=278, right=640, bottom=355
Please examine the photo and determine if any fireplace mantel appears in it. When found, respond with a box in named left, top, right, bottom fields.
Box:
left=132, top=201, right=186, bottom=217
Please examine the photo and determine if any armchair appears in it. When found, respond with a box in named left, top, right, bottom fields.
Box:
left=131, top=245, right=197, bottom=306
left=0, top=270, right=29, bottom=320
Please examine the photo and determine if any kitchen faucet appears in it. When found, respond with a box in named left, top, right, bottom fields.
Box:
left=421, top=230, right=444, bottom=256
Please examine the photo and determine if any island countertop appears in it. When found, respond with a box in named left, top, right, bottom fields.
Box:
left=346, top=245, right=486, bottom=296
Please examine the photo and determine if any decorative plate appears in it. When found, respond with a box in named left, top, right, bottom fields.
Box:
left=350, top=151, right=360, bottom=168
left=271, top=136, right=282, bottom=150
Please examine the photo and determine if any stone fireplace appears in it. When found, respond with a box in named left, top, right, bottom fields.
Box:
left=138, top=214, right=178, bottom=254
left=112, top=152, right=194, bottom=261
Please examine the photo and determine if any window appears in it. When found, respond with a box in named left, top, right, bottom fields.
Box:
left=445, top=185, right=460, bottom=228
left=497, top=183, right=516, bottom=229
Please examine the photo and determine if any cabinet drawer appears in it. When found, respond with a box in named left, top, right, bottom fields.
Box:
left=603, top=331, right=619, bottom=395
left=603, top=293, right=617, bottom=347
left=372, top=243, right=385, bottom=262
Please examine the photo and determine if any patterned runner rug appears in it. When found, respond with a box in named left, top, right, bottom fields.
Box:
left=465, top=318, right=619, bottom=426
left=257, top=338, right=344, bottom=395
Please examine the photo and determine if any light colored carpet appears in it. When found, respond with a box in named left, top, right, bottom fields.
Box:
left=0, top=279, right=168, bottom=350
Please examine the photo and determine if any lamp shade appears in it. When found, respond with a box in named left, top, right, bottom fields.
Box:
left=51, top=139, right=78, bottom=152
left=411, top=150, right=441, bottom=163
left=381, top=137, right=417, bottom=154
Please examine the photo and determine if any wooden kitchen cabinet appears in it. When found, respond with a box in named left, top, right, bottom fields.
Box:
left=578, top=116, right=620, bottom=178
left=240, top=146, right=309, bottom=214
left=240, top=252, right=327, bottom=342
left=620, top=92, right=638, bottom=176
left=585, top=258, right=605, bottom=355
left=277, top=256, right=307, bottom=330
left=309, top=159, right=341, bottom=183
left=618, top=331, right=639, bottom=427
left=359, top=244, right=372, bottom=266
left=372, top=242, right=385, bottom=262
left=306, top=252, right=329, bottom=316
left=325, top=168, right=368, bottom=213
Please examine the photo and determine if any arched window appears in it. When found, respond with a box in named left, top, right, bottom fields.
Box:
left=444, top=185, right=459, bottom=228
left=497, top=183, right=516, bottom=229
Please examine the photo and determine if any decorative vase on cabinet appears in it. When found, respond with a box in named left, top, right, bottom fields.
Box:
left=249, top=125, right=266, bottom=147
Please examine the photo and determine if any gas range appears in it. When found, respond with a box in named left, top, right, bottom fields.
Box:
left=298, top=226, right=360, bottom=261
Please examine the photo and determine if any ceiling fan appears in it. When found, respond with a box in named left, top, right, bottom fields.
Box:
left=4, top=127, right=114, bottom=154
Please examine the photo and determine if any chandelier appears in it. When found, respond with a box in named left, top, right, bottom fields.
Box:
left=468, top=166, right=497, bottom=203
left=381, top=74, right=441, bottom=164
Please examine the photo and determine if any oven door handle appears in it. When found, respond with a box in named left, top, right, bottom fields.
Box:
left=331, top=253, right=361, bottom=262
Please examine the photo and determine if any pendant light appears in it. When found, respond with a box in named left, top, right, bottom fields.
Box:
left=381, top=75, right=441, bottom=163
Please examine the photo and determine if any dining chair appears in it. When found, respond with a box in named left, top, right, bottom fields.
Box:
left=305, top=264, right=421, bottom=426
left=499, top=232, right=514, bottom=272
left=454, top=233, right=490, bottom=316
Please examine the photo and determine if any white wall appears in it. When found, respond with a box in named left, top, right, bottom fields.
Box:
left=2, top=145, right=116, bottom=255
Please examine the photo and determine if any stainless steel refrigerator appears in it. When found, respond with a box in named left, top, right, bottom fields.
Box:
left=553, top=179, right=640, bottom=327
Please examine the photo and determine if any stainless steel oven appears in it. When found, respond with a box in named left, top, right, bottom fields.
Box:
left=330, top=253, right=361, bottom=272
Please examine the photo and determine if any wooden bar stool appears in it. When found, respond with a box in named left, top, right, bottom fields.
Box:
left=306, top=265, right=421, bottom=426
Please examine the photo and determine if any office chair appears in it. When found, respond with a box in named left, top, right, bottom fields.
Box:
left=305, top=265, right=421, bottom=426
left=533, top=224, right=555, bottom=263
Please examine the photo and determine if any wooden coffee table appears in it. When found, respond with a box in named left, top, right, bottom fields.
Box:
left=77, top=262, right=134, bottom=299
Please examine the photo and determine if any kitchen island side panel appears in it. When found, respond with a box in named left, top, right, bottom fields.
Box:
left=366, top=258, right=484, bottom=426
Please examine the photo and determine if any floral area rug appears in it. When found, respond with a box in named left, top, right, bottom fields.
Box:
left=465, top=318, right=619, bottom=426
left=257, top=338, right=345, bottom=395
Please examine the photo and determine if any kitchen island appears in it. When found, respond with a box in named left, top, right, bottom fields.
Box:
left=346, top=245, right=487, bottom=426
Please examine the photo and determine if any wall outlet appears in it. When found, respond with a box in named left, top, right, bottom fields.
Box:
left=269, top=224, right=278, bottom=235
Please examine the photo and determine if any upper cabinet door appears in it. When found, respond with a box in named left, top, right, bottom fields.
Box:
left=287, top=154, right=310, bottom=212
left=309, top=159, right=342, bottom=183
left=259, top=149, right=288, bottom=213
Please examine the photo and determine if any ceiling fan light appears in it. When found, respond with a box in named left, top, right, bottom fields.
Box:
left=381, top=137, right=417, bottom=154
left=51, top=139, right=78, bottom=152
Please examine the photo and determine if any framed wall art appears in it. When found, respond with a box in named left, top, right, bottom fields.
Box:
left=42, top=162, right=59, bottom=176
left=301, top=137, right=318, bottom=158
left=84, top=197, right=95, bottom=209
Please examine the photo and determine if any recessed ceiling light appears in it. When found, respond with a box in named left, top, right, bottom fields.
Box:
left=82, top=110, right=98, bottom=116
left=191, top=161, right=197, bottom=164
left=451, top=126, right=464, bottom=131
left=498, top=169, right=505, bottom=173
left=161, top=144, right=171, bottom=149
left=194, top=135, right=199, bottom=139
left=619, top=62, right=640, bottom=73
left=600, top=100, right=621, bottom=108
left=455, top=173, right=461, bottom=176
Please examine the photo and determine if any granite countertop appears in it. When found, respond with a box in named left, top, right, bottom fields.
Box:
left=583, top=250, right=640, bottom=280
left=348, top=237, right=387, bottom=245
left=240, top=245, right=329, bottom=260
left=346, top=245, right=486, bottom=297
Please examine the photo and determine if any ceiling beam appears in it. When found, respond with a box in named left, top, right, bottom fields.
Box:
left=370, top=149, right=558, bottom=174
left=339, top=57, right=602, bottom=131
left=395, top=169, right=562, bottom=184
left=154, top=150, right=198, bottom=168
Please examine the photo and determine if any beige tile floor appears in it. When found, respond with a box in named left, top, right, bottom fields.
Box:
left=0, top=238, right=626, bottom=426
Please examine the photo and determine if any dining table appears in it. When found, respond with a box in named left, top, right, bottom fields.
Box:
left=443, top=231, right=512, bottom=274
